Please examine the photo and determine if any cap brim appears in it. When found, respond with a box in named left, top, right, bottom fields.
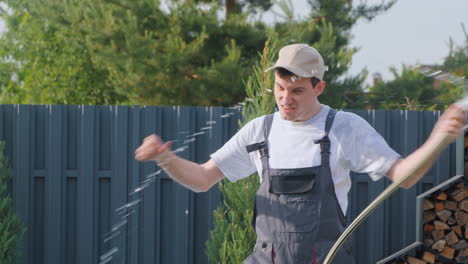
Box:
left=264, top=65, right=314, bottom=78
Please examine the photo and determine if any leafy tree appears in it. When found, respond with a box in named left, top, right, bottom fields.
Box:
left=205, top=2, right=405, bottom=261
left=0, top=142, right=25, bottom=263
left=205, top=0, right=396, bottom=253
left=0, top=6, right=120, bottom=105
left=367, top=66, right=463, bottom=111
left=0, top=0, right=268, bottom=106
left=367, top=25, right=467, bottom=110
left=270, top=0, right=395, bottom=109
left=195, top=0, right=274, bottom=15
left=368, top=66, right=440, bottom=110
left=0, top=0, right=396, bottom=108
left=69, top=0, right=268, bottom=106
left=305, top=0, right=395, bottom=108
left=444, top=24, right=468, bottom=76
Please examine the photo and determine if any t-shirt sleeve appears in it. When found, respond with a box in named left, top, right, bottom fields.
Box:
left=337, top=112, right=401, bottom=181
left=210, top=118, right=259, bottom=182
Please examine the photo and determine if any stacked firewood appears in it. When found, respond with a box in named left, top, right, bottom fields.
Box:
left=387, top=180, right=468, bottom=264
left=421, top=180, right=468, bottom=263
left=388, top=254, right=449, bottom=264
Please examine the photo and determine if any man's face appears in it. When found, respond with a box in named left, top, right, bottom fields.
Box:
left=274, top=72, right=324, bottom=122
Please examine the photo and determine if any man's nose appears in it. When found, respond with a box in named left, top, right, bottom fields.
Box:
left=281, top=92, right=293, bottom=105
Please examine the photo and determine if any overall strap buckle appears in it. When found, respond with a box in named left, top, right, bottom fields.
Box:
left=258, top=142, right=268, bottom=158
left=246, top=141, right=268, bottom=158
left=314, top=137, right=330, bottom=154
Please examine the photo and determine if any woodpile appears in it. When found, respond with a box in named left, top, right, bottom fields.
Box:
left=422, top=181, right=468, bottom=263
left=386, top=179, right=468, bottom=264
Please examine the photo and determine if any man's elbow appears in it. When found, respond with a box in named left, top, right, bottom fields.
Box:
left=192, top=176, right=218, bottom=193
left=196, top=182, right=214, bottom=192
left=175, top=178, right=214, bottom=193
left=400, top=181, right=413, bottom=189
left=197, top=160, right=224, bottom=192
left=183, top=183, right=210, bottom=193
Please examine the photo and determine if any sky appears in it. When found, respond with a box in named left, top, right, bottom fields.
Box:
left=267, top=0, right=468, bottom=85
left=1, top=0, right=467, bottom=86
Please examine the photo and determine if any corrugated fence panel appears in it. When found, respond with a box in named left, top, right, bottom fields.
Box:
left=344, top=109, right=458, bottom=263
left=400, top=111, right=419, bottom=248
left=128, top=106, right=142, bottom=264
left=346, top=109, right=388, bottom=263
left=78, top=105, right=96, bottom=264
left=15, top=105, right=32, bottom=264
left=0, top=105, right=460, bottom=264
left=112, top=106, right=129, bottom=264
left=65, top=105, right=79, bottom=264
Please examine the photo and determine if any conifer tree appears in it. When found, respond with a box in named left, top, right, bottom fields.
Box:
left=205, top=1, right=397, bottom=258
left=205, top=33, right=280, bottom=263
left=0, top=142, right=25, bottom=263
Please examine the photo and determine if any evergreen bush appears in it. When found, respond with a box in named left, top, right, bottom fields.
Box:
left=205, top=34, right=280, bottom=263
left=0, top=142, right=25, bottom=264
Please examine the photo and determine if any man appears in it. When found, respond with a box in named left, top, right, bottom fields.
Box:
left=135, top=44, right=465, bottom=263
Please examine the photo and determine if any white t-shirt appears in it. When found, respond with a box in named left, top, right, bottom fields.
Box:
left=211, top=105, right=401, bottom=214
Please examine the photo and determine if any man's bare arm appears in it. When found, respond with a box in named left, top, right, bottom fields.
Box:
left=135, top=134, right=225, bottom=192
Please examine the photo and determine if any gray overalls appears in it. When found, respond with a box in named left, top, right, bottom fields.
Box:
left=244, top=109, right=355, bottom=264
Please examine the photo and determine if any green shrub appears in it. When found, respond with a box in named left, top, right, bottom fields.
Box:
left=0, top=141, right=25, bottom=264
left=205, top=35, right=279, bottom=263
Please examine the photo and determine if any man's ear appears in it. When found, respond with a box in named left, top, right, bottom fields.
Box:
left=314, top=81, right=326, bottom=96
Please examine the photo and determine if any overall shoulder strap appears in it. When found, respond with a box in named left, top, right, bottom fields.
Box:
left=248, top=113, right=274, bottom=231
left=245, top=114, right=274, bottom=155
left=324, top=108, right=337, bottom=135
left=263, top=113, right=274, bottom=140
left=314, top=108, right=338, bottom=166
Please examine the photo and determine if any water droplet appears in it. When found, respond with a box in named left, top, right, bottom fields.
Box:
left=173, top=146, right=188, bottom=153
left=115, top=199, right=141, bottom=214
left=103, top=231, right=121, bottom=243
left=99, top=256, right=113, bottom=264
left=100, top=247, right=118, bottom=261
left=186, top=132, right=205, bottom=137
left=427, top=70, right=442, bottom=77
left=183, top=138, right=196, bottom=144
left=111, top=219, right=128, bottom=232
left=146, top=170, right=162, bottom=179
left=120, top=209, right=136, bottom=220
left=129, top=183, right=152, bottom=195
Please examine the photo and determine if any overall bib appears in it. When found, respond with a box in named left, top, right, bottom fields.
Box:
left=244, top=109, right=355, bottom=264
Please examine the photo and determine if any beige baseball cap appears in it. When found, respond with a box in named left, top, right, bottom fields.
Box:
left=265, top=43, right=326, bottom=80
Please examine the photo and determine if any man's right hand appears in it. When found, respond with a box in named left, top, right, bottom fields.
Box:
left=134, top=134, right=224, bottom=192
left=135, top=134, right=173, bottom=162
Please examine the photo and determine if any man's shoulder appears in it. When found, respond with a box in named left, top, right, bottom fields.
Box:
left=237, top=113, right=275, bottom=139
left=244, top=112, right=279, bottom=126
left=334, top=110, right=371, bottom=127
left=243, top=113, right=270, bottom=127
left=331, top=110, right=378, bottom=140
